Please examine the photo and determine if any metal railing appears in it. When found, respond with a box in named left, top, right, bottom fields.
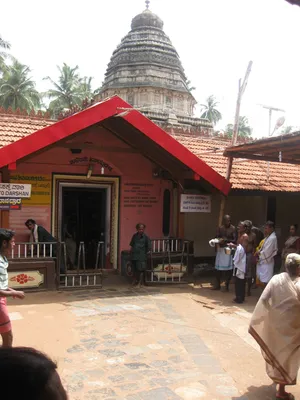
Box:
left=147, top=238, right=191, bottom=284
left=11, top=242, right=57, bottom=259
left=151, top=238, right=188, bottom=254
left=59, top=241, right=105, bottom=288
left=10, top=241, right=106, bottom=289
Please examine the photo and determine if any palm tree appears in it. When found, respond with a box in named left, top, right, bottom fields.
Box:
left=0, top=36, right=10, bottom=50
left=0, top=35, right=11, bottom=75
left=79, top=76, right=94, bottom=100
left=225, top=116, right=252, bottom=138
left=43, top=64, right=94, bottom=117
left=186, top=79, right=196, bottom=92
left=200, top=95, right=222, bottom=125
left=0, top=60, right=41, bottom=111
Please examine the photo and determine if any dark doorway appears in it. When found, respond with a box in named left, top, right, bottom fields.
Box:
left=267, top=196, right=276, bottom=224
left=61, top=187, right=107, bottom=269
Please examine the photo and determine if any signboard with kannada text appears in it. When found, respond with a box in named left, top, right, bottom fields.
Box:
left=0, top=183, right=31, bottom=198
left=10, top=175, right=52, bottom=205
left=180, top=194, right=211, bottom=213
left=0, top=198, right=22, bottom=210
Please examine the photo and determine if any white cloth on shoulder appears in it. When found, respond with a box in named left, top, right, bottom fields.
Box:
left=233, top=244, right=246, bottom=279
left=249, top=272, right=300, bottom=385
left=257, top=231, right=278, bottom=283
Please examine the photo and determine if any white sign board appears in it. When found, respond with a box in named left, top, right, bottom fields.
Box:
left=180, top=194, right=211, bottom=213
left=0, top=183, right=32, bottom=198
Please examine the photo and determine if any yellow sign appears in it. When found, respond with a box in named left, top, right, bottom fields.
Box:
left=10, top=174, right=52, bottom=205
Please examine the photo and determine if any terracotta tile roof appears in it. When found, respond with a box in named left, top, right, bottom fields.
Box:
left=172, top=134, right=300, bottom=192
left=0, top=110, right=54, bottom=148
left=0, top=109, right=299, bottom=192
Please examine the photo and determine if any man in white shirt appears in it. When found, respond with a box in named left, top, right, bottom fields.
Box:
left=256, top=221, right=278, bottom=285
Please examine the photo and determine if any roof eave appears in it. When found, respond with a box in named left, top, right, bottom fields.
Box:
left=0, top=96, right=231, bottom=196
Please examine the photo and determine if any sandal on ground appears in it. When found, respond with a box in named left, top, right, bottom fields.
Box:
left=276, top=393, right=295, bottom=400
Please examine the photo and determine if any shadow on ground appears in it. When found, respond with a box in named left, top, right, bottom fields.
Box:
left=16, top=274, right=263, bottom=315
left=15, top=274, right=196, bottom=306
left=232, top=383, right=278, bottom=400
left=192, top=275, right=263, bottom=314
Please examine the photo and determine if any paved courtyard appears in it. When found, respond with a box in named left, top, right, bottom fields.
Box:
left=7, top=280, right=300, bottom=399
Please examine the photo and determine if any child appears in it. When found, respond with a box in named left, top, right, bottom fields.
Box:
left=0, top=229, right=25, bottom=347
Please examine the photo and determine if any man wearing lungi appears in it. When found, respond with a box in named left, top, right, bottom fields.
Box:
left=212, top=215, right=237, bottom=291
left=130, top=223, right=151, bottom=288
left=256, top=221, right=278, bottom=286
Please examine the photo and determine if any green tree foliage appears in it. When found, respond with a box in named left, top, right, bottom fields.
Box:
left=0, top=60, right=41, bottom=111
left=200, top=95, right=222, bottom=125
left=43, top=63, right=95, bottom=117
left=0, top=35, right=11, bottom=75
left=186, top=79, right=196, bottom=92
left=225, top=116, right=252, bottom=138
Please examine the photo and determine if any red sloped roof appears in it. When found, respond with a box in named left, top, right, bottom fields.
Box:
left=2, top=101, right=298, bottom=192
left=0, top=96, right=231, bottom=195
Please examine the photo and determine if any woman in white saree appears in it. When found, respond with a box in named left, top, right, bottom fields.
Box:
left=249, top=253, right=300, bottom=400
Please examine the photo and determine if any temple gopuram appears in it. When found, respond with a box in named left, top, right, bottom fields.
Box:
left=99, top=1, right=212, bottom=135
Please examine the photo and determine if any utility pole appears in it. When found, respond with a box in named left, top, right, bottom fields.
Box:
left=218, top=61, right=253, bottom=226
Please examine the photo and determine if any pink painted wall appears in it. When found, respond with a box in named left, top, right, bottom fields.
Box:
left=8, top=126, right=174, bottom=260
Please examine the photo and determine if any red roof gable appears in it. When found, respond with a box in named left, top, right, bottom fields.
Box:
left=0, top=96, right=231, bottom=196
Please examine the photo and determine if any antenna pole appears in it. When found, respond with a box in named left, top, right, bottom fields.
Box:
left=258, top=104, right=285, bottom=183
left=218, top=61, right=253, bottom=226
left=268, top=109, right=272, bottom=137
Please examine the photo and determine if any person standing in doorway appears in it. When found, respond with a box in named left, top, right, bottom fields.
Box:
left=212, top=215, right=237, bottom=291
left=0, top=229, right=25, bottom=347
left=64, top=217, right=77, bottom=270
left=130, top=223, right=151, bottom=288
left=256, top=221, right=278, bottom=286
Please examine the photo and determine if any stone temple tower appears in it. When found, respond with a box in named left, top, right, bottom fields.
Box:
left=99, top=1, right=212, bottom=132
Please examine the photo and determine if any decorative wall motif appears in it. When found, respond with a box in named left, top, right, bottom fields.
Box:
left=8, top=271, right=44, bottom=288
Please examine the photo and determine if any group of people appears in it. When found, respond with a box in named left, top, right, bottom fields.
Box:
left=214, top=215, right=300, bottom=399
left=1, top=219, right=300, bottom=399
left=213, top=215, right=281, bottom=304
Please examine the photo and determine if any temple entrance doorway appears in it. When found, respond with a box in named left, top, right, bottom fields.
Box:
left=61, top=186, right=107, bottom=270
left=53, top=175, right=120, bottom=288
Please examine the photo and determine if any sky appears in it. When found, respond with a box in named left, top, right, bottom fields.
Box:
left=1, top=0, right=300, bottom=138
